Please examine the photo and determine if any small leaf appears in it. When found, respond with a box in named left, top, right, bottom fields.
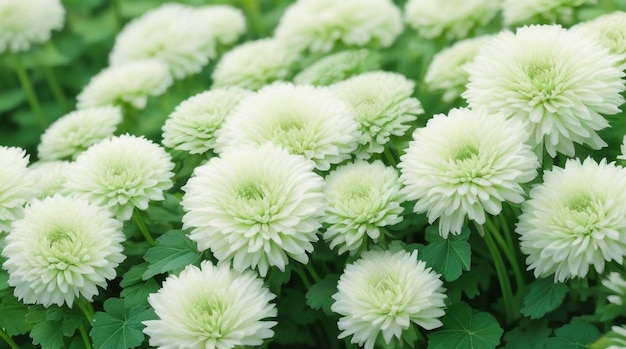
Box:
left=30, top=319, right=65, bottom=349
left=420, top=225, right=471, bottom=281
left=120, top=263, right=150, bottom=288
left=120, top=279, right=160, bottom=307
left=0, top=289, right=31, bottom=335
left=427, top=302, right=504, bottom=349
left=142, top=230, right=201, bottom=280
left=305, top=275, right=339, bottom=315
left=543, top=318, right=601, bottom=349
left=90, top=298, right=156, bottom=349
left=446, top=259, right=492, bottom=303
left=521, top=278, right=569, bottom=319
left=502, top=321, right=551, bottom=349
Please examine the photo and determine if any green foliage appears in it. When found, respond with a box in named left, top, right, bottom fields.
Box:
left=419, top=225, right=472, bottom=282
left=521, top=278, right=570, bottom=319
left=0, top=289, right=31, bottom=336
left=90, top=298, right=156, bottom=349
left=142, top=229, right=202, bottom=279
left=305, top=275, right=339, bottom=315
left=28, top=306, right=83, bottom=349
left=543, top=318, right=602, bottom=349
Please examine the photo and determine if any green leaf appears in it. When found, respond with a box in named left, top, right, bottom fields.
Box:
left=521, top=278, right=569, bottom=319
left=446, top=259, right=492, bottom=303
left=420, top=225, right=471, bottom=281
left=120, top=263, right=150, bottom=288
left=46, top=306, right=82, bottom=337
left=427, top=302, right=504, bottom=349
left=28, top=305, right=83, bottom=349
left=305, top=275, right=339, bottom=315
left=120, top=279, right=160, bottom=307
left=30, top=319, right=65, bottom=349
left=502, top=321, right=551, bottom=349
left=543, top=318, right=601, bottom=349
left=90, top=298, right=156, bottom=349
left=0, top=289, right=31, bottom=335
left=0, top=89, right=26, bottom=113
left=142, top=230, right=201, bottom=280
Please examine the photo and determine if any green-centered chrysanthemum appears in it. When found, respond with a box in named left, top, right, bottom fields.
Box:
left=323, top=160, right=404, bottom=254
left=161, top=87, right=251, bottom=155
left=0, top=146, right=32, bottom=233
left=502, top=0, right=594, bottom=26
left=293, top=49, right=380, bottom=86
left=399, top=108, right=538, bottom=238
left=574, top=11, right=626, bottom=67
left=215, top=83, right=360, bottom=171
left=143, top=261, right=277, bottom=349
left=602, top=272, right=626, bottom=306
left=517, top=158, right=626, bottom=282
left=181, top=143, right=325, bottom=277
left=332, top=249, right=446, bottom=349
left=330, top=71, right=423, bottom=158
left=0, top=0, right=64, bottom=54
left=28, top=161, right=72, bottom=199
left=464, top=25, right=625, bottom=158
left=37, top=106, right=122, bottom=161
left=66, top=134, right=174, bottom=221
left=2, top=195, right=125, bottom=307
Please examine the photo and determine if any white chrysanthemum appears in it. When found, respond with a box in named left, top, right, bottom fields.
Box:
left=294, top=49, right=379, bottom=86
left=425, top=35, right=493, bottom=102
left=404, top=0, right=500, bottom=40
left=602, top=272, right=626, bottom=305
left=212, top=39, right=299, bottom=90
left=323, top=161, right=404, bottom=254
left=330, top=71, right=423, bottom=158
left=2, top=195, right=125, bottom=308
left=619, top=135, right=626, bottom=161
left=502, top=0, right=594, bottom=26
left=605, top=326, right=626, bottom=349
left=109, top=3, right=226, bottom=79
left=144, top=261, right=277, bottom=349
left=399, top=108, right=538, bottom=238
left=573, top=11, right=626, bottom=66
left=77, top=59, right=172, bottom=110
left=517, top=158, right=626, bottom=282
left=28, top=161, right=72, bottom=199
left=464, top=25, right=625, bottom=158
left=38, top=106, right=122, bottom=161
left=162, top=87, right=251, bottom=155
left=0, top=0, right=64, bottom=54
left=275, top=0, right=403, bottom=53
left=196, top=5, right=246, bottom=46
left=215, top=83, right=360, bottom=171
left=182, top=143, right=325, bottom=277
left=67, top=134, right=174, bottom=221
left=332, top=250, right=446, bottom=349
left=0, top=146, right=32, bottom=233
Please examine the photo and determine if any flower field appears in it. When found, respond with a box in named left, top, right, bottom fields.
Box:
left=1, top=0, right=626, bottom=348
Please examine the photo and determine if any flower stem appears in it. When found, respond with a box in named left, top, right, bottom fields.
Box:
left=240, top=0, right=266, bottom=37
left=76, top=297, right=94, bottom=324
left=483, top=226, right=516, bottom=325
left=14, top=55, right=45, bottom=127
left=133, top=210, right=156, bottom=246
left=43, top=65, right=66, bottom=105
left=295, top=266, right=312, bottom=289
left=484, top=216, right=526, bottom=294
left=382, top=146, right=398, bottom=167
left=305, top=263, right=321, bottom=283
left=78, top=323, right=93, bottom=349
left=0, top=328, right=19, bottom=349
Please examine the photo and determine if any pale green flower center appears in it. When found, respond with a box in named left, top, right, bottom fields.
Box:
left=525, top=60, right=557, bottom=92
left=44, top=229, right=83, bottom=270
left=453, top=143, right=479, bottom=162
left=567, top=193, right=594, bottom=212
left=369, top=273, right=405, bottom=315
left=193, top=296, right=227, bottom=338
left=238, top=183, right=265, bottom=201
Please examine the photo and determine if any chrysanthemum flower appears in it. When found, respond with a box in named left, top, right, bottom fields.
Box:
left=330, top=71, right=423, bottom=158
left=573, top=11, right=626, bottom=66
left=110, top=3, right=237, bottom=79
left=37, top=106, right=122, bottom=161
left=0, top=146, right=32, bottom=233
left=619, top=135, right=626, bottom=161
left=425, top=35, right=493, bottom=102
left=215, top=83, right=360, bottom=171
left=464, top=25, right=625, bottom=158
left=143, top=261, right=277, bottom=349
left=77, top=59, right=172, bottom=110
left=211, top=39, right=299, bottom=90
left=404, top=0, right=500, bottom=40
left=2, top=195, right=125, bottom=307
left=275, top=0, right=403, bottom=53
left=323, top=161, right=404, bottom=254
left=28, top=161, right=72, bottom=199
left=602, top=272, right=626, bottom=305
left=162, top=87, right=251, bottom=155
left=66, top=134, right=174, bottom=221
left=181, top=143, right=325, bottom=277
left=332, top=249, right=446, bottom=349
left=399, top=108, right=538, bottom=238
left=516, top=158, right=626, bottom=282
left=0, top=0, right=64, bottom=54
left=603, top=326, right=626, bottom=349
left=502, top=0, right=594, bottom=26
left=294, top=49, right=380, bottom=86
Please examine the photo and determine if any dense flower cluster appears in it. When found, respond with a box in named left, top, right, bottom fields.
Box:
left=0, top=0, right=65, bottom=53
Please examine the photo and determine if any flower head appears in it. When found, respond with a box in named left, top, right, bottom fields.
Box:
left=573, top=11, right=626, bottom=66
left=162, top=87, right=251, bottom=155
left=2, top=195, right=125, bottom=307
left=77, top=59, right=172, bottom=109
left=38, top=106, right=122, bottom=161
left=211, top=39, right=299, bottom=90
left=603, top=326, right=626, bottom=349
left=196, top=5, right=246, bottom=46
left=399, top=108, right=538, bottom=238
left=516, top=158, right=626, bottom=282
left=332, top=249, right=446, bottom=349
left=182, top=143, right=325, bottom=276
left=404, top=0, right=500, bottom=40
left=67, top=134, right=174, bottom=221
left=215, top=83, right=360, bottom=171
left=28, top=161, right=72, bottom=199
left=323, top=161, right=404, bottom=254
left=330, top=71, right=423, bottom=158
left=294, top=49, right=380, bottom=86
left=464, top=25, right=625, bottom=158
left=143, top=261, right=277, bottom=349
left=502, top=0, right=594, bottom=26
left=0, top=146, right=32, bottom=233
left=602, top=272, right=626, bottom=306
left=0, top=0, right=64, bottom=54
left=275, top=0, right=403, bottom=53
left=619, top=134, right=626, bottom=161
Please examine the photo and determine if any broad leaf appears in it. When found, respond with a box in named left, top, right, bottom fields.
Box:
left=142, top=230, right=201, bottom=279
left=0, top=289, right=30, bottom=335
left=420, top=225, right=471, bottom=281
left=503, top=321, right=551, bottom=349
left=427, top=302, right=503, bottom=349
left=306, top=275, right=339, bottom=315
left=543, top=318, right=601, bottom=349
left=521, top=278, right=569, bottom=319
left=90, top=298, right=156, bottom=349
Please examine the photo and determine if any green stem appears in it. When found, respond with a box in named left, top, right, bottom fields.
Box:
left=43, top=66, right=66, bottom=105
left=0, top=328, right=20, bottom=349
left=483, top=227, right=516, bottom=325
left=240, top=0, right=266, bottom=37
left=382, top=146, right=397, bottom=167
left=484, top=217, right=526, bottom=293
left=76, top=297, right=94, bottom=324
left=14, top=55, right=45, bottom=127
left=295, top=266, right=312, bottom=289
left=133, top=210, right=156, bottom=246
left=78, top=323, right=93, bottom=349
left=305, top=263, right=321, bottom=283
